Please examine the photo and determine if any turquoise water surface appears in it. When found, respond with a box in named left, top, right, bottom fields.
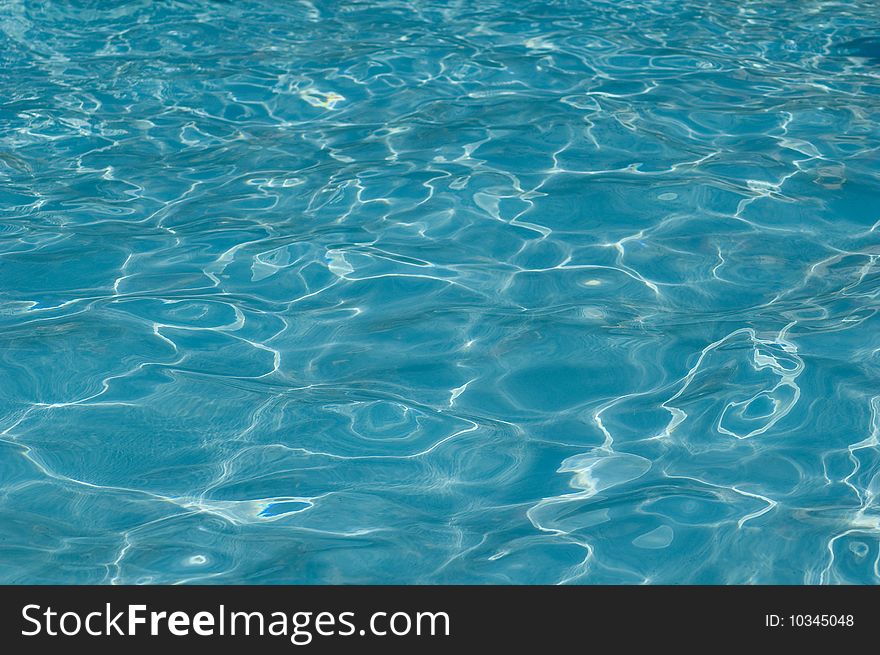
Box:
left=1, top=0, right=879, bottom=584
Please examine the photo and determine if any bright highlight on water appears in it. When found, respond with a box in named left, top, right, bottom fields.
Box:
left=0, top=0, right=879, bottom=584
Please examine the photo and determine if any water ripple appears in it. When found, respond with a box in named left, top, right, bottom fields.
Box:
left=0, top=0, right=879, bottom=584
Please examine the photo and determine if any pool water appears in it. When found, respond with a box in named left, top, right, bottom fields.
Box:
left=1, top=0, right=879, bottom=584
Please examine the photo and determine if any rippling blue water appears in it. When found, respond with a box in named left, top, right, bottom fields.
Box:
left=1, top=0, right=879, bottom=585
